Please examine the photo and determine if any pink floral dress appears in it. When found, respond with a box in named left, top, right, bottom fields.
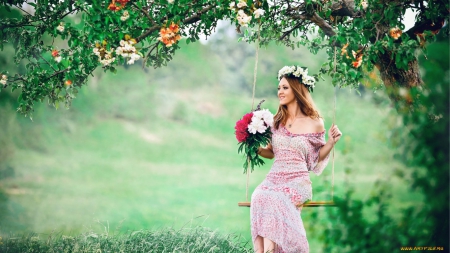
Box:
left=250, top=124, right=330, bottom=253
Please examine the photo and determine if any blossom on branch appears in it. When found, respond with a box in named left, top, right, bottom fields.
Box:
left=361, top=0, right=368, bottom=10
left=120, top=10, right=129, bottom=21
left=52, top=49, right=62, bottom=63
left=108, top=0, right=129, bottom=11
left=115, top=37, right=141, bottom=65
left=389, top=27, right=402, bottom=40
left=341, top=43, right=349, bottom=56
left=352, top=50, right=363, bottom=68
left=237, top=0, right=247, bottom=8
left=237, top=10, right=252, bottom=27
left=93, top=41, right=116, bottom=66
left=254, top=9, right=265, bottom=19
left=99, top=51, right=115, bottom=66
left=56, top=22, right=65, bottom=32
left=0, top=75, right=7, bottom=86
left=158, top=22, right=182, bottom=47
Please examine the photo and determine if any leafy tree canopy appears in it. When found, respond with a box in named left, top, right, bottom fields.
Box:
left=0, top=0, right=448, bottom=116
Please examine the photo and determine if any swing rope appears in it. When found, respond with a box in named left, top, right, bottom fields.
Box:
left=241, top=22, right=338, bottom=207
left=331, top=44, right=337, bottom=202
left=246, top=21, right=261, bottom=202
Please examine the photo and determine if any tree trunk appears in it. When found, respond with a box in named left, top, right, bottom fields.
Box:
left=375, top=52, right=423, bottom=88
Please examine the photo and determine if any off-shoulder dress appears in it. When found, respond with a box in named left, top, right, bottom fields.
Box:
left=250, top=124, right=330, bottom=253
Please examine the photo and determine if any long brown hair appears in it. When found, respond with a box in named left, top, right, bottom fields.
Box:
left=273, top=76, right=321, bottom=130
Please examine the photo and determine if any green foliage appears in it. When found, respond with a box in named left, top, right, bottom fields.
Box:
left=1, top=0, right=449, bottom=116
left=0, top=226, right=252, bottom=253
left=318, top=37, right=449, bottom=252
left=237, top=128, right=271, bottom=173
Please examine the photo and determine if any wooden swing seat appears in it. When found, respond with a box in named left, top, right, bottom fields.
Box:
left=238, top=201, right=336, bottom=207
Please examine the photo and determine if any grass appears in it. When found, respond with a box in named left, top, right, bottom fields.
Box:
left=0, top=40, right=424, bottom=252
left=0, top=226, right=253, bottom=253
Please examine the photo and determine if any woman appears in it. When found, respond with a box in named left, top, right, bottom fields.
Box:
left=251, top=66, right=342, bottom=253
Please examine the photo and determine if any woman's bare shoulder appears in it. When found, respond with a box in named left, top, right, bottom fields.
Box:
left=310, top=117, right=325, bottom=132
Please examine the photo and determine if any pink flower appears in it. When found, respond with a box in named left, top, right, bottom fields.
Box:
left=235, top=112, right=253, bottom=142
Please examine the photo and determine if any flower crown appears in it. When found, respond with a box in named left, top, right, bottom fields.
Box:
left=277, top=66, right=316, bottom=92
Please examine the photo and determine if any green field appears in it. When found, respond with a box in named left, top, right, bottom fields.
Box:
left=0, top=40, right=421, bottom=251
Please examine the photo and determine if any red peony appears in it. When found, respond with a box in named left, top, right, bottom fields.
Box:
left=235, top=112, right=253, bottom=142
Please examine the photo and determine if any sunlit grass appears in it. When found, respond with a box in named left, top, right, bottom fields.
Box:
left=0, top=226, right=253, bottom=253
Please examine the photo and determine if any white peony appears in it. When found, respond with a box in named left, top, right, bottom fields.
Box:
left=261, top=109, right=274, bottom=126
left=168, top=0, right=174, bottom=3
left=1, top=75, right=7, bottom=80
left=229, top=2, right=235, bottom=8
left=252, top=110, right=263, bottom=120
left=254, top=9, right=265, bottom=18
left=54, top=56, right=62, bottom=63
left=248, top=118, right=267, bottom=134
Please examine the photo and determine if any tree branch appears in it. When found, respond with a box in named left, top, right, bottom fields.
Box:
left=292, top=12, right=336, bottom=37
left=131, top=2, right=157, bottom=26
left=405, top=18, right=446, bottom=38
left=279, top=21, right=305, bottom=41
left=136, top=4, right=215, bottom=42
left=330, top=0, right=361, bottom=17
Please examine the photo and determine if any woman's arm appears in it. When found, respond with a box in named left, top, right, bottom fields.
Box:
left=319, top=124, right=342, bottom=162
left=258, top=143, right=274, bottom=159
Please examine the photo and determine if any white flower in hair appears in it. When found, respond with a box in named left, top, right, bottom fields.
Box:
left=278, top=66, right=292, bottom=80
left=277, top=65, right=316, bottom=92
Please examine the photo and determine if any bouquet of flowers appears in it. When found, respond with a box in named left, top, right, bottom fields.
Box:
left=234, top=100, right=273, bottom=173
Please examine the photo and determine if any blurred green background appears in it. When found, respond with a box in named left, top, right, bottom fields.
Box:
left=0, top=22, right=447, bottom=252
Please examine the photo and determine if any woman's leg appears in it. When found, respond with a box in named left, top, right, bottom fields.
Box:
left=254, top=236, right=264, bottom=253
left=263, top=237, right=276, bottom=253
